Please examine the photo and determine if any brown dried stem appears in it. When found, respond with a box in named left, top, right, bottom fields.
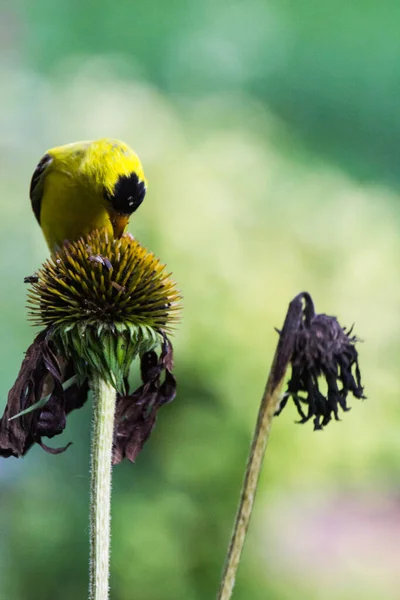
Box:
left=216, top=296, right=302, bottom=600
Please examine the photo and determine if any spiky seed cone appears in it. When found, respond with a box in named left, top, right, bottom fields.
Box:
left=27, top=230, right=182, bottom=392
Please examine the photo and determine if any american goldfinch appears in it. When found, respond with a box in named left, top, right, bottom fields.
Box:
left=30, top=138, right=147, bottom=252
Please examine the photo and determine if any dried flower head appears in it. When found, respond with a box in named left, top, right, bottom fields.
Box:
left=0, top=229, right=181, bottom=459
left=275, top=292, right=365, bottom=430
left=27, top=230, right=181, bottom=392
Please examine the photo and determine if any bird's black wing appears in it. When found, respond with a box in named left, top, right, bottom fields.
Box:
left=29, top=153, right=53, bottom=224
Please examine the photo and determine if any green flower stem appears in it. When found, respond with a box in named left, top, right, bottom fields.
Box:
left=216, top=359, right=289, bottom=600
left=89, top=377, right=117, bottom=600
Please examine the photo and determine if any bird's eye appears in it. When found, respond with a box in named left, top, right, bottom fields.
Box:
left=106, top=173, right=146, bottom=215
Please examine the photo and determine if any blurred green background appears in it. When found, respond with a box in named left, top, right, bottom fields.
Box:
left=1, top=2, right=400, bottom=599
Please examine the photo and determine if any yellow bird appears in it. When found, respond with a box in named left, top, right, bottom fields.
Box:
left=30, top=138, right=147, bottom=252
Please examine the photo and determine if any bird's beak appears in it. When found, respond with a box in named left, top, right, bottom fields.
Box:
left=109, top=209, right=130, bottom=238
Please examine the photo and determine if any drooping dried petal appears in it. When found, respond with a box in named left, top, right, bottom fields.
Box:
left=0, top=330, right=89, bottom=457
left=113, top=335, right=176, bottom=465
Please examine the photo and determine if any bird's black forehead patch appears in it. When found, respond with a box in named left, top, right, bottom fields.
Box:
left=106, top=172, right=146, bottom=215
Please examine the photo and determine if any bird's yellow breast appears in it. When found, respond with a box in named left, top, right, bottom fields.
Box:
left=40, top=169, right=113, bottom=252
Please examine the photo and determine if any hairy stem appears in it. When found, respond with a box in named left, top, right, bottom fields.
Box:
left=89, top=377, right=116, bottom=600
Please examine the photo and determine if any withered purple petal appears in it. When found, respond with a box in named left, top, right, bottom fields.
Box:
left=39, top=440, right=73, bottom=455
left=158, top=371, right=177, bottom=405
left=0, top=329, right=89, bottom=458
left=113, top=338, right=176, bottom=465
